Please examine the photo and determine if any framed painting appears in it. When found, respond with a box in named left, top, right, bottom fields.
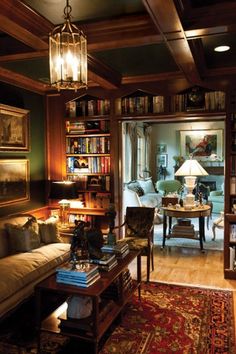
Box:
left=156, top=143, right=167, bottom=153
left=0, top=159, right=30, bottom=206
left=180, top=129, right=223, bottom=161
left=0, top=104, right=29, bottom=151
left=156, top=154, right=168, bottom=168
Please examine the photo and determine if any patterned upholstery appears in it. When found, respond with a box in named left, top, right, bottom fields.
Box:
left=121, top=207, right=155, bottom=281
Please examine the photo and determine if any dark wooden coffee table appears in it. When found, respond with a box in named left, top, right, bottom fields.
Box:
left=35, top=250, right=141, bottom=354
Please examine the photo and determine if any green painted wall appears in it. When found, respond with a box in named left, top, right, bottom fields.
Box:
left=0, top=83, right=46, bottom=217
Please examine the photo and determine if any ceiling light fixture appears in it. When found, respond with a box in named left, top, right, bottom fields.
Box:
left=49, top=0, right=87, bottom=91
left=214, top=45, right=230, bottom=52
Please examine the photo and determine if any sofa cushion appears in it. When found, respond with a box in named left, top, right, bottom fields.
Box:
left=139, top=193, right=162, bottom=208
left=5, top=221, right=41, bottom=253
left=127, top=180, right=144, bottom=196
left=138, top=178, right=156, bottom=194
left=0, top=214, right=37, bottom=258
left=38, top=216, right=61, bottom=244
left=0, top=243, right=70, bottom=304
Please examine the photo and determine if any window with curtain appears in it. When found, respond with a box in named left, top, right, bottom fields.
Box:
left=137, top=126, right=145, bottom=177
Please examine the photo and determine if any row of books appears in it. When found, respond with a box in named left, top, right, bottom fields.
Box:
left=66, top=99, right=111, bottom=117
left=66, top=136, right=110, bottom=154
left=117, top=95, right=164, bottom=115
left=172, top=91, right=225, bottom=112
left=66, top=120, right=110, bottom=135
left=230, top=113, right=236, bottom=130
left=230, top=177, right=236, bottom=194
left=102, top=268, right=133, bottom=300
left=67, top=156, right=110, bottom=174
left=230, top=225, right=236, bottom=241
left=56, top=263, right=101, bottom=288
left=229, top=247, right=236, bottom=270
left=230, top=157, right=236, bottom=176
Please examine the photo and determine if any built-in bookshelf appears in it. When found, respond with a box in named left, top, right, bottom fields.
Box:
left=65, top=95, right=112, bottom=213
left=115, top=90, right=164, bottom=115
left=225, top=89, right=236, bottom=279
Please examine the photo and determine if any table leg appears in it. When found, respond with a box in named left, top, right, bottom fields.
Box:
left=137, top=253, right=141, bottom=299
left=198, top=216, right=205, bottom=251
left=162, top=214, right=167, bottom=248
left=35, top=289, right=41, bottom=354
left=169, top=216, right=172, bottom=235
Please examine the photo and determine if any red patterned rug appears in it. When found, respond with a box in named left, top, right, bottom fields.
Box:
left=0, top=282, right=234, bottom=353
left=100, top=282, right=235, bottom=353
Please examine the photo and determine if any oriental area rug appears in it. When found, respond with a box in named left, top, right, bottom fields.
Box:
left=0, top=282, right=234, bottom=354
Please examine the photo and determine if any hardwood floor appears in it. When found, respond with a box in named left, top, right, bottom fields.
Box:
left=129, top=246, right=236, bottom=341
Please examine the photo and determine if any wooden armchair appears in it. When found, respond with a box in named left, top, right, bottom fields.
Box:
left=118, top=206, right=155, bottom=282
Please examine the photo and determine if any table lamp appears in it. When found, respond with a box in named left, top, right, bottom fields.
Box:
left=49, top=180, right=77, bottom=227
left=174, top=155, right=208, bottom=207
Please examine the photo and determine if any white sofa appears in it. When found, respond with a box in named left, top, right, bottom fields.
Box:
left=0, top=213, right=70, bottom=319
left=124, top=178, right=162, bottom=224
left=125, top=178, right=162, bottom=209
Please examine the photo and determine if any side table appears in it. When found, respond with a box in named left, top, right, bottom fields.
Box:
left=162, top=205, right=211, bottom=251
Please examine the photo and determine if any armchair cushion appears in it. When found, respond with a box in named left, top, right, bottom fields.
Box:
left=210, top=190, right=223, bottom=197
left=156, top=179, right=182, bottom=195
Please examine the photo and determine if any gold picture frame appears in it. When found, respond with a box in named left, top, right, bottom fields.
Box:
left=0, top=104, right=29, bottom=151
left=0, top=159, right=30, bottom=206
left=180, top=129, right=223, bottom=161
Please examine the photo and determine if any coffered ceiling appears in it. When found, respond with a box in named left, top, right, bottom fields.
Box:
left=0, top=0, right=236, bottom=95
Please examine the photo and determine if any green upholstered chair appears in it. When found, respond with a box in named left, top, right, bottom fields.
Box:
left=156, top=179, right=182, bottom=196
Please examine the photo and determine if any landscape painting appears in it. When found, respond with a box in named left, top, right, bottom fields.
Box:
left=0, top=159, right=30, bottom=206
left=0, top=104, right=29, bottom=151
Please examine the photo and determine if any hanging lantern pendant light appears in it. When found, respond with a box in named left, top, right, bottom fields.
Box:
left=49, top=0, right=87, bottom=91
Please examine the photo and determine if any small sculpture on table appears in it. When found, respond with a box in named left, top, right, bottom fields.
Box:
left=70, top=220, right=90, bottom=269
left=86, top=228, right=104, bottom=260
left=105, top=203, right=117, bottom=246
left=198, top=192, right=203, bottom=206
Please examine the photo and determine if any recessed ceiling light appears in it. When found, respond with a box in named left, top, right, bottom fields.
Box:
left=214, top=45, right=230, bottom=52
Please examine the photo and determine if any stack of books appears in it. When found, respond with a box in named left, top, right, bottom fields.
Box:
left=89, top=253, right=118, bottom=271
left=56, top=263, right=100, bottom=287
left=102, top=268, right=133, bottom=300
left=101, top=241, right=129, bottom=259
left=172, top=219, right=196, bottom=238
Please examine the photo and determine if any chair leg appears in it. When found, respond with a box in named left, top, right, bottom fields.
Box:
left=147, top=254, right=150, bottom=282
left=151, top=247, right=154, bottom=271
left=212, top=224, right=216, bottom=240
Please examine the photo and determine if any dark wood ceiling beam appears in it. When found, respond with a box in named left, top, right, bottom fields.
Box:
left=0, top=66, right=46, bottom=94
left=88, top=55, right=122, bottom=89
left=1, top=0, right=53, bottom=37
left=122, top=71, right=183, bottom=84
left=0, top=14, right=48, bottom=50
left=0, top=50, right=48, bottom=63
left=142, top=0, right=201, bottom=85
left=175, top=0, right=236, bottom=31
